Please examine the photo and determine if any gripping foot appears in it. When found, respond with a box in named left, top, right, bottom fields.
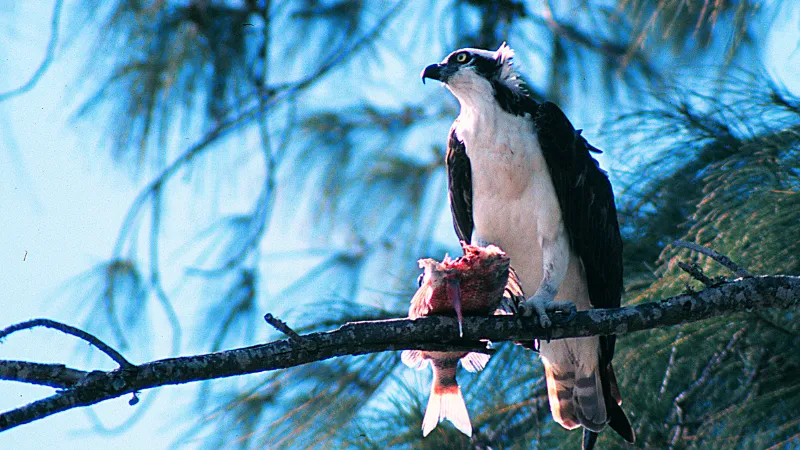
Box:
left=520, top=294, right=576, bottom=327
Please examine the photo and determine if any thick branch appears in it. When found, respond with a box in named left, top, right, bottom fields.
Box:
left=1, top=275, right=798, bottom=432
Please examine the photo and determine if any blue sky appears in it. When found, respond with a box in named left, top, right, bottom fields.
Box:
left=2, top=2, right=800, bottom=449
left=0, top=3, right=193, bottom=449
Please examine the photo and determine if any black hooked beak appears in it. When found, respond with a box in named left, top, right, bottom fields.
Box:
left=421, top=63, right=445, bottom=84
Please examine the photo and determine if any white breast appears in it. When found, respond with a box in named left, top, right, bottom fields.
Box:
left=453, top=101, right=587, bottom=309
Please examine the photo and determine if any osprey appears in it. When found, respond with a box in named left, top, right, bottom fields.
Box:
left=422, top=43, right=634, bottom=448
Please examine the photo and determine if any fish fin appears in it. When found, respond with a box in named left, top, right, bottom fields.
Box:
left=422, top=384, right=472, bottom=437
left=460, top=352, right=490, bottom=373
left=408, top=284, right=433, bottom=319
left=401, top=350, right=428, bottom=370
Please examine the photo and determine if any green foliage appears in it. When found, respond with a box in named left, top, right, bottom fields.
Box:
left=611, top=70, right=800, bottom=448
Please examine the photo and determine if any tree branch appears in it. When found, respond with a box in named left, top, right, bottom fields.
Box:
left=673, top=239, right=753, bottom=277
left=0, top=361, right=87, bottom=389
left=1, top=275, right=798, bottom=432
left=0, top=0, right=63, bottom=103
left=0, top=318, right=133, bottom=368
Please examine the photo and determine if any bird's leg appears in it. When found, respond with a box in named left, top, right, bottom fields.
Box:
left=520, top=228, right=575, bottom=327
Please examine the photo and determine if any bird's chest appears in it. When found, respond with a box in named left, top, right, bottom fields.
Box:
left=457, top=114, right=543, bottom=198
left=455, top=111, right=552, bottom=227
left=454, top=110, right=562, bottom=291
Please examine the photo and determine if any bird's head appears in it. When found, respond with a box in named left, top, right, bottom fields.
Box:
left=421, top=42, right=524, bottom=106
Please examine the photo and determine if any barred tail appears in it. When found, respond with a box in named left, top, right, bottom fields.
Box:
left=543, top=360, right=606, bottom=432
left=573, top=366, right=607, bottom=432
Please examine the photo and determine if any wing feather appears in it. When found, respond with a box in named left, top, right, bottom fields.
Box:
left=446, top=126, right=474, bottom=243
left=532, top=102, right=623, bottom=362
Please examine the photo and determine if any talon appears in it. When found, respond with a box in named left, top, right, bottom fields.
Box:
left=521, top=294, right=575, bottom=328
left=551, top=303, right=577, bottom=324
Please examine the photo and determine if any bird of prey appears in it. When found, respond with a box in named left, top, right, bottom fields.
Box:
left=421, top=43, right=634, bottom=448
left=402, top=243, right=513, bottom=437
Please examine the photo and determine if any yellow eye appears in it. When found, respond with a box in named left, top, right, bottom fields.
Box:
left=455, top=52, right=469, bottom=63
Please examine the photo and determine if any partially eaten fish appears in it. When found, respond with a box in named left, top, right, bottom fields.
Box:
left=402, top=242, right=521, bottom=437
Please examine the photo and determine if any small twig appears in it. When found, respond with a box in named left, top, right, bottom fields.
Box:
left=0, top=0, right=64, bottom=103
left=0, top=319, right=133, bottom=369
left=668, top=326, right=746, bottom=449
left=677, top=261, right=720, bottom=287
left=263, top=313, right=301, bottom=340
left=659, top=329, right=684, bottom=398
left=674, top=327, right=746, bottom=406
left=673, top=240, right=753, bottom=277
left=753, top=313, right=800, bottom=338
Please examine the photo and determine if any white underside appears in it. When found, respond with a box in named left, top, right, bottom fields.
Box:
left=449, top=72, right=600, bottom=394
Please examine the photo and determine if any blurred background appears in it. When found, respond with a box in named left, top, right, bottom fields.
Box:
left=1, top=1, right=799, bottom=448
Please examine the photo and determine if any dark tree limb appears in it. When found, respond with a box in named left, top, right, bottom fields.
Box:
left=1, top=275, right=798, bottom=432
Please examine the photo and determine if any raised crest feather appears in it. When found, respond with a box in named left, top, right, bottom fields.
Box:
left=493, top=42, right=524, bottom=95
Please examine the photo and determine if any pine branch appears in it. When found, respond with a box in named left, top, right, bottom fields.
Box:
left=0, top=318, right=133, bottom=368
left=1, top=275, right=798, bottom=432
left=673, top=239, right=753, bottom=277
left=0, top=0, right=63, bottom=103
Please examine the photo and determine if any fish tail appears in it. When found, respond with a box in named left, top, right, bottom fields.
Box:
left=422, top=367, right=472, bottom=437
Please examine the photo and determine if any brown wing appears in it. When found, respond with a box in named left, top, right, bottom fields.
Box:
left=532, top=102, right=623, bottom=360
left=446, top=125, right=473, bottom=243
left=532, top=102, right=633, bottom=443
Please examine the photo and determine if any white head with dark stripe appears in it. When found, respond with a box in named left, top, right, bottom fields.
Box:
left=421, top=42, right=526, bottom=110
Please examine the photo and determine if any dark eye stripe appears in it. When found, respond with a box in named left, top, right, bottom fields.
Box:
left=472, top=54, right=501, bottom=77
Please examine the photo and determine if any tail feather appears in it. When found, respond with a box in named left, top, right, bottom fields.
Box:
left=543, top=362, right=580, bottom=429
left=605, top=363, right=635, bottom=443
left=582, top=428, right=598, bottom=450
left=607, top=398, right=634, bottom=443
left=606, top=362, right=623, bottom=405
left=544, top=361, right=608, bottom=432
left=574, top=369, right=607, bottom=432
left=543, top=353, right=635, bottom=444
left=422, top=384, right=472, bottom=437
